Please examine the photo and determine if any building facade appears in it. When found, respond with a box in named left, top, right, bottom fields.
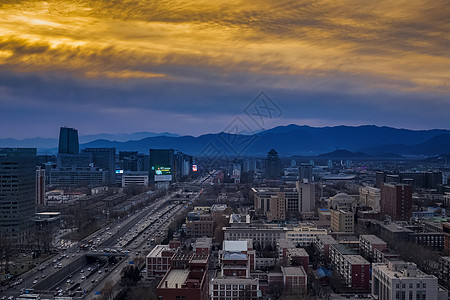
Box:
left=0, top=148, right=36, bottom=245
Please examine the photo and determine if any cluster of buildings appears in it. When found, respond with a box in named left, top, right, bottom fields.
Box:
left=0, top=127, right=198, bottom=248
left=145, top=196, right=450, bottom=299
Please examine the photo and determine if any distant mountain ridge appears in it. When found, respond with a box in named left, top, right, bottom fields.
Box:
left=79, top=125, right=450, bottom=157
left=1, top=125, right=449, bottom=157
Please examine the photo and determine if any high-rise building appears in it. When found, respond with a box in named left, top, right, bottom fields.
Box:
left=296, top=181, right=315, bottom=212
left=58, top=127, right=79, bottom=155
left=82, top=148, right=116, bottom=185
left=299, top=163, right=313, bottom=183
left=0, top=148, right=36, bottom=245
left=265, top=148, right=281, bottom=180
left=380, top=183, right=412, bottom=221
left=149, top=149, right=175, bottom=187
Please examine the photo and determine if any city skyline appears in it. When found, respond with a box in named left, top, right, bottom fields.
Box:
left=1, top=0, right=449, bottom=138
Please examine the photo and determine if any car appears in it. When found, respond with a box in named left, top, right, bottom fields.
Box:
left=80, top=270, right=84, bottom=273
left=33, top=280, right=38, bottom=284
left=98, top=270, right=102, bottom=274
left=81, top=275, right=86, bottom=280
left=66, top=279, right=71, bottom=283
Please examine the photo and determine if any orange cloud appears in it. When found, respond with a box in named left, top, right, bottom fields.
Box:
left=0, top=0, right=449, bottom=94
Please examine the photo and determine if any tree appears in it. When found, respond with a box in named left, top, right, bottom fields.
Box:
left=100, top=280, right=115, bottom=300
left=126, top=286, right=157, bottom=300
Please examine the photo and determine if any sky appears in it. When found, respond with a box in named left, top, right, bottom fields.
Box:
left=0, top=0, right=449, bottom=139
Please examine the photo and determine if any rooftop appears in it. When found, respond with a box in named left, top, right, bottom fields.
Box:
left=331, top=244, right=356, bottom=255
left=345, top=255, right=370, bottom=265
left=223, top=240, right=248, bottom=252
left=287, top=248, right=309, bottom=257
left=277, top=238, right=296, bottom=249
left=223, top=252, right=247, bottom=261
left=316, top=235, right=338, bottom=245
left=159, top=269, right=189, bottom=289
left=211, top=277, right=258, bottom=285
left=282, top=266, right=306, bottom=276
left=194, top=237, right=212, bottom=249
left=147, top=244, right=172, bottom=258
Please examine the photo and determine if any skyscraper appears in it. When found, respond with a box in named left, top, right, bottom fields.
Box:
left=58, top=127, right=79, bottom=154
left=265, top=148, right=281, bottom=180
left=0, top=148, right=36, bottom=245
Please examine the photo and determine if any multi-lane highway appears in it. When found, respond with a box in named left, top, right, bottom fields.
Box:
left=0, top=188, right=194, bottom=299
left=0, top=170, right=216, bottom=300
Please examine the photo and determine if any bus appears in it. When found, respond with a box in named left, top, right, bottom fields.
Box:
left=16, top=294, right=40, bottom=300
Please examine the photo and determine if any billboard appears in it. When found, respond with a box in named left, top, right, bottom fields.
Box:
left=154, top=174, right=173, bottom=181
left=192, top=164, right=198, bottom=172
left=153, top=166, right=172, bottom=181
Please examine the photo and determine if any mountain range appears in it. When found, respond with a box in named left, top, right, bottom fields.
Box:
left=1, top=125, right=449, bottom=157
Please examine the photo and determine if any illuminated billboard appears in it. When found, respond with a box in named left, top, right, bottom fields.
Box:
left=192, top=164, right=197, bottom=172
left=154, top=166, right=171, bottom=175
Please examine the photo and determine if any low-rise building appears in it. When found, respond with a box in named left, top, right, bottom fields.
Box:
left=330, top=244, right=370, bottom=290
left=331, top=209, right=354, bottom=233
left=285, top=226, right=328, bottom=246
left=281, top=266, right=307, bottom=292
left=157, top=255, right=209, bottom=300
left=359, top=235, right=387, bottom=261
left=146, top=244, right=178, bottom=277
left=210, top=277, right=260, bottom=300
left=223, top=226, right=286, bottom=248
left=314, top=235, right=338, bottom=262
left=372, top=261, right=444, bottom=300
left=287, top=248, right=309, bottom=270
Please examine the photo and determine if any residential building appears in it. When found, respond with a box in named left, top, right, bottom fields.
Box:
left=314, top=235, right=338, bottom=262
left=359, top=235, right=387, bottom=261
left=330, top=244, right=370, bottom=290
left=380, top=183, right=413, bottom=221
